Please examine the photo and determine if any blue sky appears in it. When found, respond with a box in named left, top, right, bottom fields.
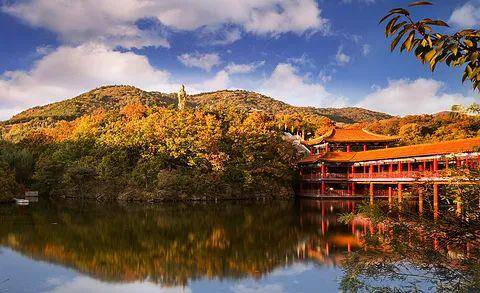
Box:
left=0, top=0, right=479, bottom=119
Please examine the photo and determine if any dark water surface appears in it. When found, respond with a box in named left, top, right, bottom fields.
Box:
left=0, top=199, right=479, bottom=292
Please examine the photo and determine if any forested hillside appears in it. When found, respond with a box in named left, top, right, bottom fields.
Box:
left=353, top=112, right=480, bottom=145
left=1, top=85, right=347, bottom=202
left=5, top=85, right=391, bottom=126
left=3, top=84, right=477, bottom=203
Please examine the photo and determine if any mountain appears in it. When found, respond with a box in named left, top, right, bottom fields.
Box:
left=5, top=85, right=392, bottom=125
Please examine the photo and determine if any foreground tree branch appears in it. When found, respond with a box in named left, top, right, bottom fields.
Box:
left=381, top=1, right=480, bottom=90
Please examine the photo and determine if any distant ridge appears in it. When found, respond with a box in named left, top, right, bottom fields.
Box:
left=5, top=85, right=392, bottom=125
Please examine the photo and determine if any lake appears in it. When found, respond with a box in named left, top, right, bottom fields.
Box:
left=0, top=199, right=478, bottom=292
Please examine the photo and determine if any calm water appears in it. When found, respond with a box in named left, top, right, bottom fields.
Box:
left=0, top=199, right=479, bottom=292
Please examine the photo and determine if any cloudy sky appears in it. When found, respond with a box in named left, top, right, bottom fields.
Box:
left=1, top=0, right=479, bottom=119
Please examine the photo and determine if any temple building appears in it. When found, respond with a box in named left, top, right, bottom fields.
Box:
left=304, top=128, right=399, bottom=153
left=298, top=131, right=480, bottom=200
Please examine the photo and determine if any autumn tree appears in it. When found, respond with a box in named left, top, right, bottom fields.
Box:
left=381, top=1, right=480, bottom=90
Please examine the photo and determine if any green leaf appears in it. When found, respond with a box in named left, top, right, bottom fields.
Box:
left=409, top=1, right=433, bottom=7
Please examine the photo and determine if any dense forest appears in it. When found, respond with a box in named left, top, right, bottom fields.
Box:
left=2, top=85, right=479, bottom=202
left=353, top=111, right=480, bottom=145
left=0, top=85, right=347, bottom=202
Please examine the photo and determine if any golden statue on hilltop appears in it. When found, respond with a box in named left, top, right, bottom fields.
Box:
left=177, top=84, right=187, bottom=110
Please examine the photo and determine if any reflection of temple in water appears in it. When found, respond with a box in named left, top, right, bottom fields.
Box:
left=296, top=200, right=364, bottom=266
left=1, top=199, right=480, bottom=290
left=295, top=199, right=480, bottom=270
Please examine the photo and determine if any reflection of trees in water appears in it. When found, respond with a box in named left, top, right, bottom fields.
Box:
left=0, top=201, right=312, bottom=286
left=2, top=198, right=480, bottom=290
left=338, top=199, right=480, bottom=292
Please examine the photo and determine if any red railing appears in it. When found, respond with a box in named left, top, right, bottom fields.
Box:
left=348, top=171, right=441, bottom=179
left=301, top=171, right=446, bottom=181
left=301, top=173, right=347, bottom=181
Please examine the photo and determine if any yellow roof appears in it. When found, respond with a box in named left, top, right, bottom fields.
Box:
left=300, top=137, right=480, bottom=164
left=304, top=128, right=399, bottom=146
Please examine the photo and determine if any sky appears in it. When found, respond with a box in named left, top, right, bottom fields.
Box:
left=1, top=0, right=480, bottom=120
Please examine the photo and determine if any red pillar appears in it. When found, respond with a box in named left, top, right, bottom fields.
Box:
left=347, top=144, right=351, bottom=152
left=433, top=158, right=439, bottom=175
left=398, top=183, right=403, bottom=203
left=398, top=162, right=403, bottom=174
left=351, top=182, right=355, bottom=195
left=363, top=144, right=367, bottom=151
left=321, top=165, right=326, bottom=178
left=321, top=181, right=326, bottom=194
left=433, top=183, right=439, bottom=220
left=325, top=144, right=329, bottom=152
left=369, top=164, right=373, bottom=177
left=369, top=183, right=374, bottom=205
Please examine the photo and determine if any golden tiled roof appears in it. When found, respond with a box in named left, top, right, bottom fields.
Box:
left=300, top=137, right=480, bottom=164
left=304, top=128, right=399, bottom=146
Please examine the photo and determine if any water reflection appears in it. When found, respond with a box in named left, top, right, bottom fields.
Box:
left=0, top=199, right=479, bottom=292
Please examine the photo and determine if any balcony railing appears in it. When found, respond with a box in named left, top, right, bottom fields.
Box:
left=301, top=173, right=347, bottom=181
left=301, top=171, right=445, bottom=181
left=348, top=171, right=441, bottom=179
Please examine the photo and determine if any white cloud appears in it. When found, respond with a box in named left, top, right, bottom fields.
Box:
left=449, top=2, right=480, bottom=28
left=270, top=263, right=314, bottom=277
left=205, top=27, right=243, bottom=46
left=2, top=0, right=328, bottom=48
left=362, top=44, right=371, bottom=56
left=342, top=0, right=376, bottom=4
left=2, top=0, right=170, bottom=49
left=318, top=69, right=333, bottom=83
left=232, top=284, right=284, bottom=293
left=193, top=70, right=231, bottom=92
left=0, top=43, right=178, bottom=120
left=356, top=78, right=476, bottom=116
left=178, top=53, right=222, bottom=72
left=259, top=63, right=347, bottom=107
left=225, top=61, right=265, bottom=74
left=48, top=276, right=190, bottom=293
left=287, top=54, right=316, bottom=68
left=335, top=47, right=351, bottom=66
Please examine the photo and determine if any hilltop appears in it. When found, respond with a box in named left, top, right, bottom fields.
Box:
left=5, top=85, right=391, bottom=125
